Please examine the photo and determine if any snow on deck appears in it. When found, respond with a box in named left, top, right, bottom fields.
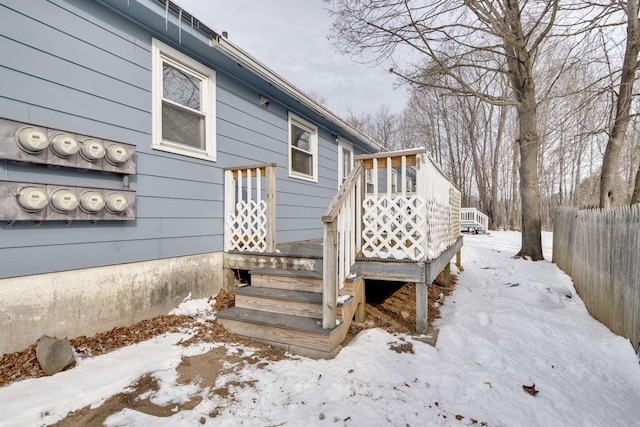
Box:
left=1, top=231, right=639, bottom=426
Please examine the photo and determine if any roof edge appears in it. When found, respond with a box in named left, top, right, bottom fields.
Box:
left=212, top=37, right=382, bottom=152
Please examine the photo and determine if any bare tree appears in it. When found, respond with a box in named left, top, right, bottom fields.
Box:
left=345, top=105, right=400, bottom=150
left=325, top=0, right=605, bottom=259
left=600, top=0, right=640, bottom=208
left=632, top=164, right=640, bottom=203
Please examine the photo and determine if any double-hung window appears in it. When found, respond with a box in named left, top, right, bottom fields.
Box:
left=152, top=39, right=216, bottom=161
left=288, top=113, right=318, bottom=182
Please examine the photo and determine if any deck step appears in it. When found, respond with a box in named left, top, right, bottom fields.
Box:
left=234, top=286, right=323, bottom=319
left=216, top=307, right=345, bottom=353
left=250, top=268, right=323, bottom=293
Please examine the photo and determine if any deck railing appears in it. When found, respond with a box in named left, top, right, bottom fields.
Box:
left=359, top=148, right=461, bottom=261
left=321, top=148, right=461, bottom=329
left=460, top=207, right=489, bottom=232
left=321, top=164, right=363, bottom=328
left=224, top=163, right=277, bottom=253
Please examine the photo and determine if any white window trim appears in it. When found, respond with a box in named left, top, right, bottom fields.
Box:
left=152, top=38, right=217, bottom=161
left=337, top=139, right=354, bottom=188
left=288, top=113, right=318, bottom=182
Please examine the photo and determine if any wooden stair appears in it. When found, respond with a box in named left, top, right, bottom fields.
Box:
left=216, top=268, right=364, bottom=359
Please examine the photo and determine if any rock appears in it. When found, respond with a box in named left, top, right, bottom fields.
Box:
left=36, top=335, right=75, bottom=376
left=400, top=311, right=410, bottom=319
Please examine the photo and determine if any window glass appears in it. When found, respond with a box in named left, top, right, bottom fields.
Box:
left=292, top=124, right=311, bottom=151
left=163, top=63, right=201, bottom=110
left=162, top=102, right=204, bottom=149
left=292, top=149, right=312, bottom=176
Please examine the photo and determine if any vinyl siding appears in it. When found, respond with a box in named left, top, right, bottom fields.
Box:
left=0, top=0, right=368, bottom=278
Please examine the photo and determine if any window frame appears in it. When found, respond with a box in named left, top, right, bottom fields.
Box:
left=151, top=38, right=217, bottom=161
left=288, top=113, right=318, bottom=182
left=337, top=139, right=354, bottom=188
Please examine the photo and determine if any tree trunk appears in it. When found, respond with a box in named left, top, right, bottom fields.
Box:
left=632, top=163, right=640, bottom=204
left=509, top=139, right=519, bottom=230
left=600, top=0, right=640, bottom=208
left=516, top=97, right=544, bottom=260
left=503, top=3, right=544, bottom=260
left=490, top=102, right=508, bottom=230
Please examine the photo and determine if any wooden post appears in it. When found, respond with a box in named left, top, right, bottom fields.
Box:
left=416, top=281, right=428, bottom=334
left=223, top=170, right=235, bottom=251
left=444, top=261, right=451, bottom=287
left=322, top=220, right=337, bottom=329
left=356, top=285, right=366, bottom=323
left=456, top=249, right=462, bottom=271
left=265, top=164, right=277, bottom=253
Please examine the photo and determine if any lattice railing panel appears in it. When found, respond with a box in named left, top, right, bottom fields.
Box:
left=361, top=194, right=427, bottom=260
left=225, top=199, right=267, bottom=252
left=451, top=187, right=461, bottom=238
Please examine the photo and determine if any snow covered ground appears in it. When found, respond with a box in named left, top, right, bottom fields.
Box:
left=1, top=231, right=640, bottom=426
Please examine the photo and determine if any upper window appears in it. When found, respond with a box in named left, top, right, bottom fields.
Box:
left=152, top=39, right=216, bottom=161
left=288, top=113, right=318, bottom=182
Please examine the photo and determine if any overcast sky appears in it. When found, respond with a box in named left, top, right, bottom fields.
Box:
left=174, top=0, right=408, bottom=118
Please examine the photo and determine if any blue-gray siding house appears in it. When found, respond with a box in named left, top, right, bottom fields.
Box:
left=0, top=0, right=381, bottom=354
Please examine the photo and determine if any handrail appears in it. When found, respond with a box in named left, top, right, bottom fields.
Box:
left=321, top=163, right=363, bottom=329
left=322, top=164, right=363, bottom=223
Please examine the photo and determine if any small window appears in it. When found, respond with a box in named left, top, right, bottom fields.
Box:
left=391, top=169, right=398, bottom=193
left=152, top=39, right=216, bottom=161
left=288, top=113, right=318, bottom=181
left=338, top=140, right=354, bottom=187
left=365, top=169, right=375, bottom=194
left=406, top=177, right=413, bottom=192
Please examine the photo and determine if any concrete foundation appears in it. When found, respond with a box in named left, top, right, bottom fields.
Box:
left=0, top=252, right=224, bottom=355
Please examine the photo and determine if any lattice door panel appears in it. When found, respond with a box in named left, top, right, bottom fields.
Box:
left=225, top=200, right=267, bottom=252
left=361, top=195, right=427, bottom=260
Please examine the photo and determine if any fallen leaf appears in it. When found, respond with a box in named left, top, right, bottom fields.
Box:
left=523, top=383, right=539, bottom=396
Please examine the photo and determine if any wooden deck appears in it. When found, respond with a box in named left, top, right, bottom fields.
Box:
left=220, top=152, right=463, bottom=358
left=221, top=235, right=462, bottom=345
left=225, top=236, right=462, bottom=285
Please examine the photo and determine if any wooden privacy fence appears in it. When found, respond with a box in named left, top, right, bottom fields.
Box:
left=554, top=205, right=640, bottom=352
